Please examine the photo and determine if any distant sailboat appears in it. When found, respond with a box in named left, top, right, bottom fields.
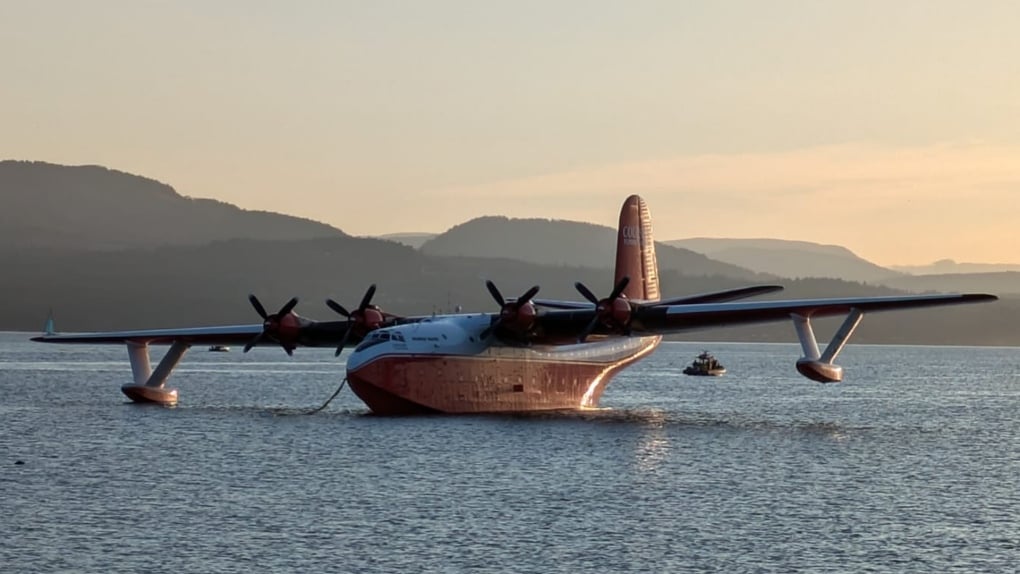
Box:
left=44, top=309, right=56, bottom=336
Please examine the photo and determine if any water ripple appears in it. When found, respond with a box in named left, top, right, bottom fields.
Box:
left=2, top=335, right=1018, bottom=573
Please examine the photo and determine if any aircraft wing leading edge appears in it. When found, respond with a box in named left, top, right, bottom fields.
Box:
left=639, top=292, right=997, bottom=332
left=30, top=324, right=265, bottom=345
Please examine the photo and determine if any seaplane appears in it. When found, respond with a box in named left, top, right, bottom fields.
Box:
left=32, top=195, right=997, bottom=414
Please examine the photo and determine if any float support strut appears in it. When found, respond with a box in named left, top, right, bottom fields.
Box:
left=121, top=340, right=190, bottom=405
left=791, top=309, right=865, bottom=383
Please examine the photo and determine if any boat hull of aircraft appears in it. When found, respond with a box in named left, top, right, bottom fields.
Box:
left=347, top=335, right=661, bottom=414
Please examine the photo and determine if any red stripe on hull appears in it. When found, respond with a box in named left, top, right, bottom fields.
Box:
left=347, top=338, right=659, bottom=415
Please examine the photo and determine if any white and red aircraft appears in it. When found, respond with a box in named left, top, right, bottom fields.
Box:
left=33, top=195, right=997, bottom=414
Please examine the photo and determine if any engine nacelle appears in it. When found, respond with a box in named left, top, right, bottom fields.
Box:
left=796, top=359, right=843, bottom=383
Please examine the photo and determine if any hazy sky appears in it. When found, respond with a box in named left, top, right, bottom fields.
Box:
left=2, top=0, right=1018, bottom=265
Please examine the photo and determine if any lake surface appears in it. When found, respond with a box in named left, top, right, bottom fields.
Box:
left=2, top=332, right=1018, bottom=573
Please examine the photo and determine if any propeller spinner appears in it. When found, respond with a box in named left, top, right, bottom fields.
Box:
left=574, top=276, right=631, bottom=342
left=326, top=284, right=386, bottom=356
left=244, top=295, right=302, bottom=355
left=481, top=280, right=540, bottom=339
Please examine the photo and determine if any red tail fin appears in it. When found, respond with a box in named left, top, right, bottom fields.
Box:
left=615, top=195, right=660, bottom=302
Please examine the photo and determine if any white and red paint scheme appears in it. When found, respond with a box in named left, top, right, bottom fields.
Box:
left=33, top=195, right=997, bottom=413
left=345, top=315, right=662, bottom=414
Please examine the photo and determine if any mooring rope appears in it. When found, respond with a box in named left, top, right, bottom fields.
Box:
left=305, top=376, right=348, bottom=415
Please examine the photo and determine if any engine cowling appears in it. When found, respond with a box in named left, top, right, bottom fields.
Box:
left=244, top=295, right=305, bottom=355
left=481, top=281, right=540, bottom=340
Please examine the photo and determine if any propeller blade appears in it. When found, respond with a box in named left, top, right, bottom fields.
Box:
left=578, top=315, right=600, bottom=343
left=335, top=324, right=355, bottom=357
left=357, top=284, right=377, bottom=312
left=481, top=281, right=540, bottom=340
left=608, top=276, right=631, bottom=301
left=485, top=280, right=505, bottom=306
left=248, top=294, right=269, bottom=320
left=326, top=298, right=351, bottom=318
left=574, top=282, right=599, bottom=305
left=243, top=332, right=266, bottom=353
left=574, top=276, right=631, bottom=342
left=514, top=285, right=540, bottom=308
left=245, top=295, right=300, bottom=355
left=326, top=285, right=390, bottom=356
left=278, top=297, right=299, bottom=316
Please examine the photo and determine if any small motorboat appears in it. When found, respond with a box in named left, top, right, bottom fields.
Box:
left=208, top=345, right=231, bottom=352
left=683, top=351, right=726, bottom=376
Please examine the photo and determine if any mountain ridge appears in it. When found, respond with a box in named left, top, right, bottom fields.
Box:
left=0, top=160, right=346, bottom=251
left=665, top=237, right=904, bottom=283
left=421, top=216, right=764, bottom=280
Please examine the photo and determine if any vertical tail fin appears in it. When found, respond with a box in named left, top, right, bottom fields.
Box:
left=615, top=195, right=660, bottom=302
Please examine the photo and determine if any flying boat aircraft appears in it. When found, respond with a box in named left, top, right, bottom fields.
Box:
left=32, top=195, right=997, bottom=414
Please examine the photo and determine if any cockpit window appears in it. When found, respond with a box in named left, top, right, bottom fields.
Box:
left=354, top=332, right=387, bottom=352
left=353, top=330, right=404, bottom=352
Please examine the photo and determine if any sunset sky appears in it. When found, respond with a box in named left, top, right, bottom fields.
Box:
left=2, top=1, right=1018, bottom=266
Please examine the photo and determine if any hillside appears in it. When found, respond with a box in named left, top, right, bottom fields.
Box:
left=666, top=238, right=902, bottom=283
left=421, top=216, right=763, bottom=280
left=0, top=160, right=345, bottom=250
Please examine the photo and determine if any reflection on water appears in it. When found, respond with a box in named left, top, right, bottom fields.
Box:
left=633, top=410, right=670, bottom=472
left=2, top=334, right=1019, bottom=573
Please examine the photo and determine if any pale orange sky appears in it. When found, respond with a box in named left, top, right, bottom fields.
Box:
left=2, top=1, right=1018, bottom=266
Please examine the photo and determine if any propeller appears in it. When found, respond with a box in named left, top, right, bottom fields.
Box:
left=326, top=284, right=385, bottom=356
left=480, top=280, right=540, bottom=339
left=244, top=295, right=301, bottom=355
left=574, top=276, right=632, bottom=342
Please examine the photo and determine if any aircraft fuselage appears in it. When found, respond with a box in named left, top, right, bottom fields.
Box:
left=345, top=314, right=660, bottom=414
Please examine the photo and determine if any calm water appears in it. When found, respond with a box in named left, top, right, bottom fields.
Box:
left=2, top=332, right=1018, bottom=573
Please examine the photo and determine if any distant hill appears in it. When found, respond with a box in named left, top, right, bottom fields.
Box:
left=666, top=238, right=903, bottom=283
left=376, top=232, right=438, bottom=249
left=0, top=160, right=345, bottom=250
left=421, top=216, right=763, bottom=280
left=876, top=272, right=1020, bottom=296
left=891, top=259, right=1020, bottom=275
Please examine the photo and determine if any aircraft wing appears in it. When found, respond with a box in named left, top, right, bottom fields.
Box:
left=29, top=309, right=451, bottom=357
left=535, top=293, right=997, bottom=337
left=30, top=287, right=422, bottom=353
left=634, top=293, right=997, bottom=332
left=31, top=324, right=266, bottom=345
left=29, top=319, right=398, bottom=350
